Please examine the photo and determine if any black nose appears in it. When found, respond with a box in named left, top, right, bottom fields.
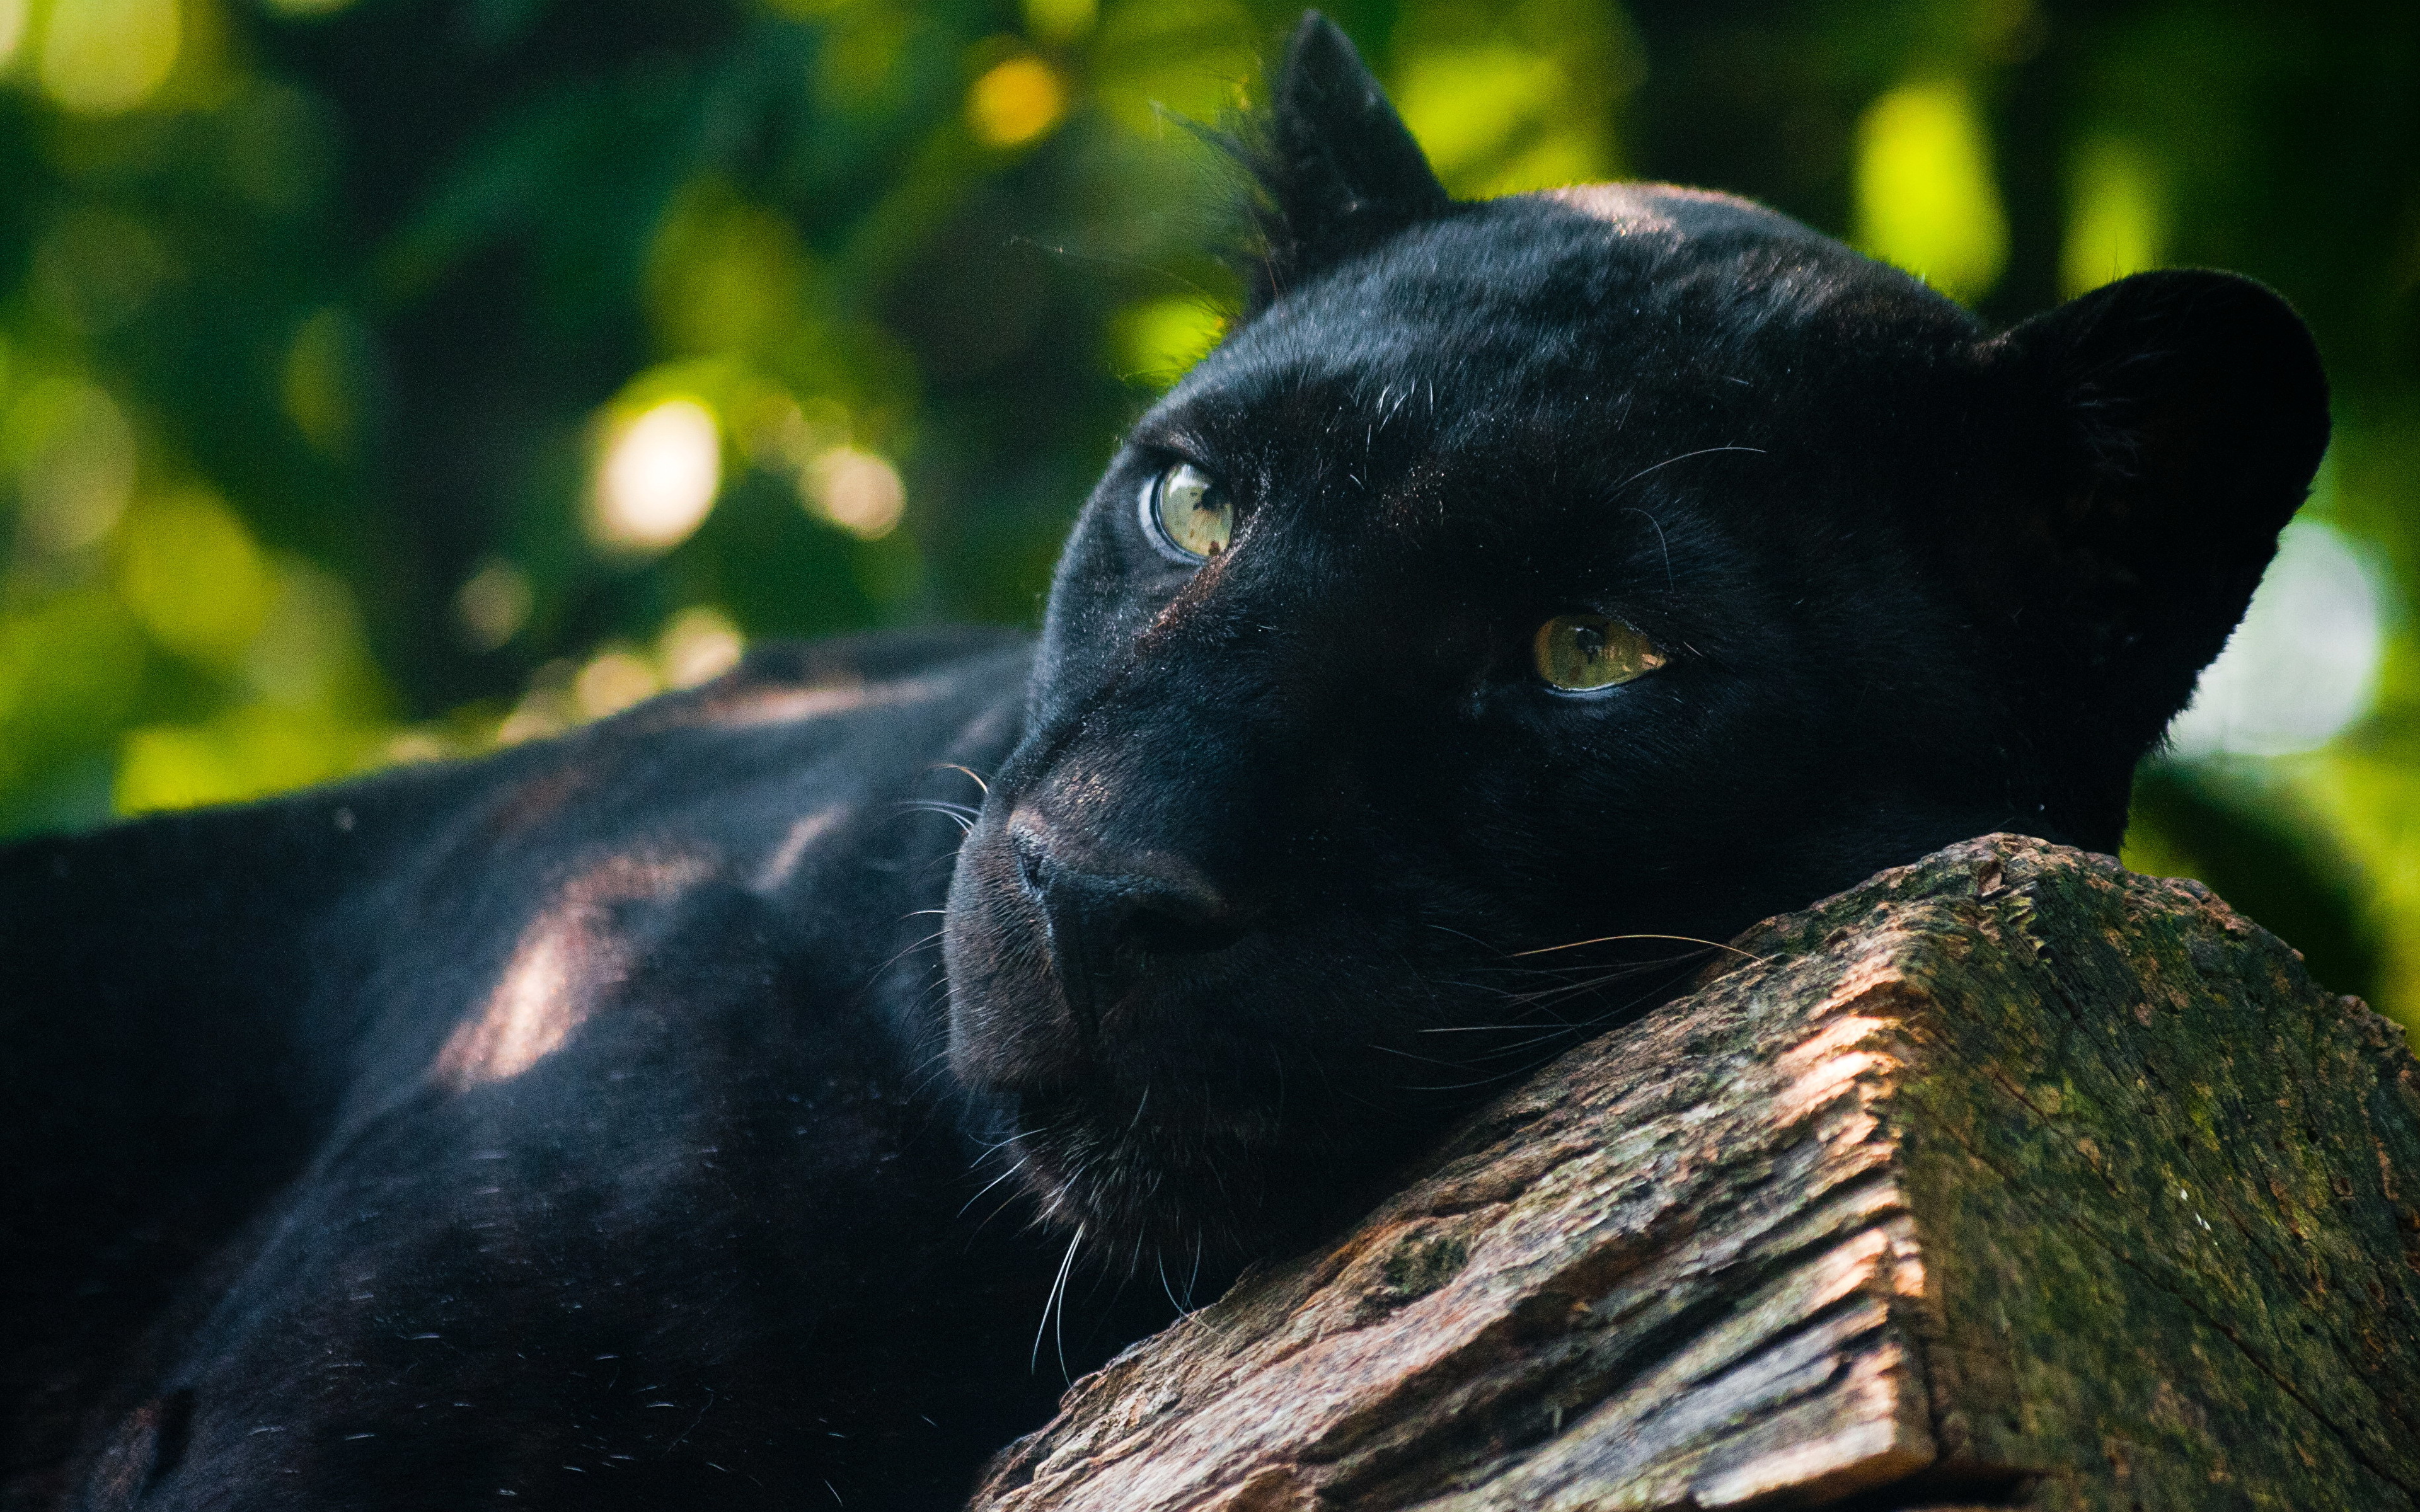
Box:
left=1010, top=814, right=1246, bottom=968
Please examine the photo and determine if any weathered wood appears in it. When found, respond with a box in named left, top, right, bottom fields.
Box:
left=967, top=835, right=2420, bottom=1512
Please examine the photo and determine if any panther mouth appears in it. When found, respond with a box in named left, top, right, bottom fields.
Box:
left=995, top=1088, right=1294, bottom=1266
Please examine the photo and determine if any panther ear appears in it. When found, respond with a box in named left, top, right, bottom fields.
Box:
left=1245, top=13, right=1451, bottom=309
left=1963, top=270, right=2329, bottom=830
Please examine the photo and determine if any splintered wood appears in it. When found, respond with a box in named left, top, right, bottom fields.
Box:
left=967, top=836, right=2420, bottom=1512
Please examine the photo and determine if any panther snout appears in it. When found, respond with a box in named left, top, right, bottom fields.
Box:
left=1008, top=809, right=1248, bottom=965
left=942, top=793, right=1262, bottom=1104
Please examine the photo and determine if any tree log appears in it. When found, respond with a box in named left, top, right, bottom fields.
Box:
left=967, top=835, right=2420, bottom=1512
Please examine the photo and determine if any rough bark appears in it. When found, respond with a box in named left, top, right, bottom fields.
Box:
left=967, top=835, right=2420, bottom=1512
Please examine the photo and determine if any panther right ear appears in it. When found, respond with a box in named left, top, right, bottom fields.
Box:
left=1954, top=268, right=2329, bottom=844
left=1245, top=13, right=1451, bottom=309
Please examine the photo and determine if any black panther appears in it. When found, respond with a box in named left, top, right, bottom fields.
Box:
left=0, top=15, right=2325, bottom=1510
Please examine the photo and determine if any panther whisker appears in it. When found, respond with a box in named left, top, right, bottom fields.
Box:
left=1032, top=1225, right=1085, bottom=1377
left=1615, top=443, right=1767, bottom=491
left=1623, top=506, right=1677, bottom=589
left=867, top=929, right=950, bottom=982
left=959, top=1157, right=1029, bottom=1219
left=1506, top=932, right=1763, bottom=961
left=1156, top=1250, right=1184, bottom=1313
left=1366, top=1043, right=1473, bottom=1070
left=929, top=762, right=991, bottom=794
left=893, top=799, right=977, bottom=833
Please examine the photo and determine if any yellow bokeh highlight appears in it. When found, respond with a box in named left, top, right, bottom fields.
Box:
left=803, top=446, right=905, bottom=539
left=1393, top=45, right=1577, bottom=190
left=1091, top=0, right=1253, bottom=135
left=573, top=646, right=659, bottom=719
left=115, top=704, right=373, bottom=814
left=1386, top=0, right=1634, bottom=198
left=587, top=398, right=723, bottom=554
left=455, top=558, right=533, bottom=651
left=1022, top=0, right=1092, bottom=44
left=110, top=556, right=395, bottom=816
left=0, top=0, right=28, bottom=71
left=647, top=181, right=812, bottom=360
left=1853, top=80, right=2008, bottom=304
left=117, top=490, right=274, bottom=667
left=1110, top=296, right=1224, bottom=389
left=282, top=307, right=366, bottom=457
left=40, top=0, right=182, bottom=115
left=967, top=55, right=1064, bottom=148
left=2062, top=137, right=2167, bottom=298
left=658, top=605, right=744, bottom=689
left=7, top=377, right=137, bottom=554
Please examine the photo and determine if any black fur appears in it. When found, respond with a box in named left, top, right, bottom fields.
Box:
left=2, top=16, right=2325, bottom=1509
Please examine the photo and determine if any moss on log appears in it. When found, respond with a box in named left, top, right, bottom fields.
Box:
left=967, top=836, right=2420, bottom=1512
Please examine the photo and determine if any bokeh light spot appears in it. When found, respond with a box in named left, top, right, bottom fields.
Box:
left=589, top=398, right=722, bottom=553
left=658, top=605, right=744, bottom=689
left=574, top=648, right=660, bottom=719
left=804, top=447, right=906, bottom=539
left=282, top=307, right=372, bottom=457
left=2169, top=520, right=2387, bottom=759
left=456, top=558, right=534, bottom=651
left=2061, top=138, right=2167, bottom=298
left=647, top=183, right=811, bottom=359
left=967, top=55, right=1065, bottom=148
left=1395, top=44, right=1568, bottom=185
left=9, top=379, right=137, bottom=555
left=1853, top=79, right=2008, bottom=303
left=0, top=0, right=26, bottom=69
left=496, top=662, right=578, bottom=747
left=1022, top=0, right=1093, bottom=44
left=39, top=0, right=182, bottom=116
left=117, top=490, right=274, bottom=667
left=115, top=704, right=373, bottom=815
left=243, top=562, right=386, bottom=713
left=1092, top=0, right=1253, bottom=134
left=1110, top=297, right=1224, bottom=389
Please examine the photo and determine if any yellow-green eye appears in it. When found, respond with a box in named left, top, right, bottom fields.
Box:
left=1141, top=462, right=1233, bottom=561
left=1533, top=614, right=1665, bottom=692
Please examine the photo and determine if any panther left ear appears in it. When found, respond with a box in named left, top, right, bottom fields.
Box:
left=1245, top=13, right=1451, bottom=309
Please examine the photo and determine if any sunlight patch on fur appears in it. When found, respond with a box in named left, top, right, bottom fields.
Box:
left=754, top=806, right=845, bottom=891
left=434, top=850, right=715, bottom=1089
left=669, top=674, right=959, bottom=731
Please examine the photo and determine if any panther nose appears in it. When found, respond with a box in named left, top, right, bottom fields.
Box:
left=1010, top=815, right=1246, bottom=965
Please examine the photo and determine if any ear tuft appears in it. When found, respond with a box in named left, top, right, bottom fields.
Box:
left=1243, top=13, right=1451, bottom=309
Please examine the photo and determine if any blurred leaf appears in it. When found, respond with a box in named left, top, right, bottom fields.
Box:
left=1853, top=77, right=2007, bottom=302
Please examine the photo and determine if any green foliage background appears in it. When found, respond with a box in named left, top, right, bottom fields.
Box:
left=1, top=0, right=2415, bottom=1027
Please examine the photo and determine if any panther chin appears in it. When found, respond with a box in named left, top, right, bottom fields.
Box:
left=994, top=1089, right=1294, bottom=1270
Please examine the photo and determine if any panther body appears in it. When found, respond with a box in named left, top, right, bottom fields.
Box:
left=0, top=16, right=2325, bottom=1509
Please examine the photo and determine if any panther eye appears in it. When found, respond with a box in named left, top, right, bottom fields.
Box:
left=1533, top=614, right=1664, bottom=692
left=1140, top=462, right=1233, bottom=561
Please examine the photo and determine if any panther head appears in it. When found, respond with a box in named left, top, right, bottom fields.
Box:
left=942, top=13, right=2327, bottom=1264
